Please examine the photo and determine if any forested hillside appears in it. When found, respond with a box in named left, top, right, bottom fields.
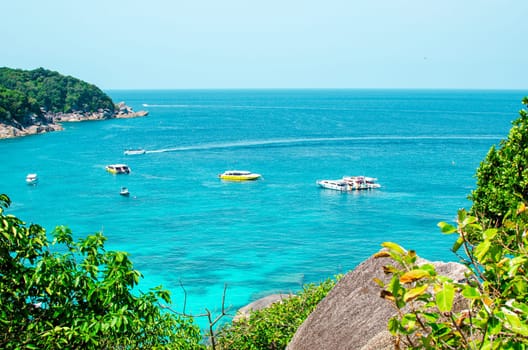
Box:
left=0, top=67, right=114, bottom=125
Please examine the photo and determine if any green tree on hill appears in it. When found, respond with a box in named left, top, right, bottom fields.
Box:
left=0, top=67, right=115, bottom=125
left=469, top=97, right=528, bottom=230
left=0, top=194, right=204, bottom=349
left=0, top=86, right=40, bottom=122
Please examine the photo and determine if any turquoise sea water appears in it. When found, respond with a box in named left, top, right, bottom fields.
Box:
left=0, top=89, right=524, bottom=325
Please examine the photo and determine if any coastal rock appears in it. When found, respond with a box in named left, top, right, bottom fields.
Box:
left=115, top=109, right=149, bottom=119
left=114, top=101, right=149, bottom=119
left=0, top=102, right=147, bottom=140
left=234, top=293, right=292, bottom=322
left=0, top=120, right=63, bottom=139
left=50, top=103, right=148, bottom=122
left=286, top=255, right=467, bottom=350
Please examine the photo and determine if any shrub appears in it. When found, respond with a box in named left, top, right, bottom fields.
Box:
left=216, top=277, right=338, bottom=350
left=375, top=207, right=528, bottom=348
left=469, top=97, right=528, bottom=232
left=0, top=193, right=204, bottom=349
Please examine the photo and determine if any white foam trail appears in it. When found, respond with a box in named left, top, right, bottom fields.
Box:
left=141, top=104, right=192, bottom=108
left=145, top=135, right=502, bottom=154
left=140, top=103, right=506, bottom=115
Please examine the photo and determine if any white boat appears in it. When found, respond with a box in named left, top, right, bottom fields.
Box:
left=106, top=164, right=131, bottom=174
left=124, top=149, right=146, bottom=155
left=120, top=187, right=130, bottom=196
left=342, top=176, right=381, bottom=190
left=316, top=179, right=349, bottom=191
left=26, top=173, right=38, bottom=185
left=219, top=170, right=261, bottom=181
left=317, top=176, right=380, bottom=191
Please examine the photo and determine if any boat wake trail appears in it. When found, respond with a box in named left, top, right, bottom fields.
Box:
left=142, top=103, right=192, bottom=108
left=141, top=103, right=506, bottom=115
left=145, top=135, right=502, bottom=154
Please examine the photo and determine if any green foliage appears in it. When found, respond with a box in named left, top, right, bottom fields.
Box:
left=0, top=67, right=115, bottom=125
left=0, top=86, right=41, bottom=121
left=376, top=208, right=528, bottom=348
left=376, top=187, right=528, bottom=349
left=375, top=97, right=528, bottom=348
left=216, top=277, right=338, bottom=350
left=469, top=98, right=528, bottom=230
left=0, top=194, right=204, bottom=349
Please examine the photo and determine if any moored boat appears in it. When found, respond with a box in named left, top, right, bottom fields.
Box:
left=124, top=149, right=146, bottom=155
left=342, top=176, right=381, bottom=190
left=120, top=187, right=130, bottom=196
left=106, top=164, right=131, bottom=174
left=316, top=179, right=348, bottom=191
left=26, top=173, right=38, bottom=185
left=219, top=170, right=261, bottom=181
left=317, top=176, right=380, bottom=191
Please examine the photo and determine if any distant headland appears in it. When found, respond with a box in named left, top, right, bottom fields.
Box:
left=0, top=67, right=147, bottom=139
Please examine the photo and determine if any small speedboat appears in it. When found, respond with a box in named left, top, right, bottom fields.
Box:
left=120, top=187, right=130, bottom=196
left=219, top=170, right=261, bottom=181
left=124, top=149, right=146, bottom=155
left=26, top=173, right=38, bottom=185
left=106, top=164, right=131, bottom=174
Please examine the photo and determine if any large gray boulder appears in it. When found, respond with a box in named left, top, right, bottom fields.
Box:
left=286, top=255, right=467, bottom=350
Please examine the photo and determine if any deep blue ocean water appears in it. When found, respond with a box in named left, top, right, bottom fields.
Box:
left=1, top=89, right=525, bottom=326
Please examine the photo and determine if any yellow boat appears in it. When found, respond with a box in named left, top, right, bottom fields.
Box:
left=106, top=164, right=131, bottom=174
left=219, top=170, right=261, bottom=181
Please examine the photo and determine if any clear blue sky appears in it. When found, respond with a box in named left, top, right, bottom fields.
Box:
left=2, top=0, right=527, bottom=90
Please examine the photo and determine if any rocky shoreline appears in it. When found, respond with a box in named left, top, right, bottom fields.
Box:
left=0, top=102, right=148, bottom=140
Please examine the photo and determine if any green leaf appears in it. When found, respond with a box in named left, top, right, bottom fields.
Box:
left=461, top=215, right=477, bottom=227
left=422, top=312, right=440, bottom=323
left=474, top=240, right=491, bottom=262
left=419, top=264, right=436, bottom=276
left=401, top=313, right=417, bottom=333
left=461, top=285, right=481, bottom=299
left=381, top=242, right=406, bottom=256
left=451, top=236, right=464, bottom=253
left=482, top=228, right=498, bottom=240
left=388, top=317, right=400, bottom=334
left=438, top=221, right=456, bottom=234
left=436, top=282, right=454, bottom=312
left=508, top=256, right=528, bottom=278
left=502, top=308, right=528, bottom=336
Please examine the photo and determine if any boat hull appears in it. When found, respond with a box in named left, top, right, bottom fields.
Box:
left=124, top=149, right=146, bottom=155
left=219, top=170, right=261, bottom=181
left=219, top=174, right=261, bottom=181
left=317, top=180, right=348, bottom=191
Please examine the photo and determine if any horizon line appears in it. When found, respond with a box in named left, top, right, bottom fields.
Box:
left=103, top=87, right=528, bottom=92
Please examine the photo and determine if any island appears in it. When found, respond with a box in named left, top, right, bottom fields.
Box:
left=0, top=67, right=148, bottom=139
